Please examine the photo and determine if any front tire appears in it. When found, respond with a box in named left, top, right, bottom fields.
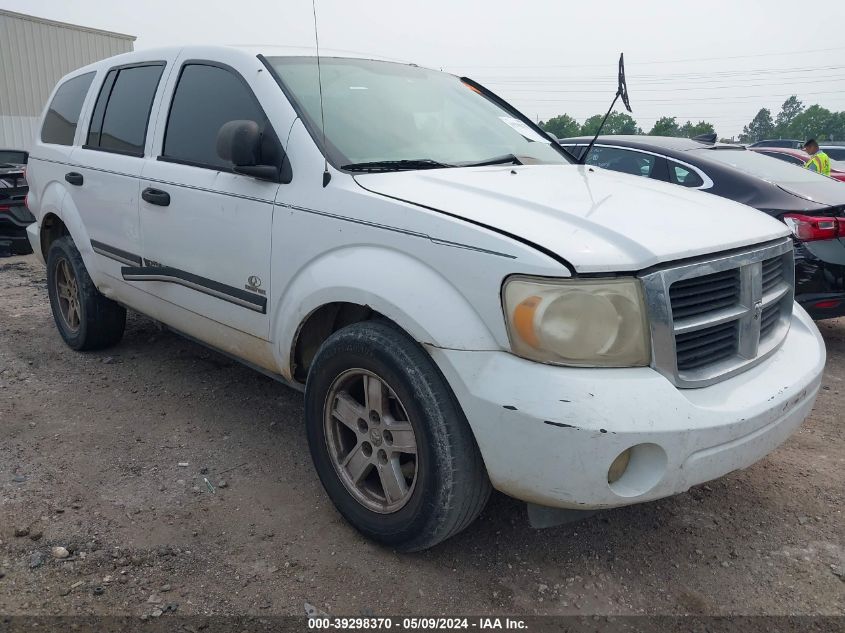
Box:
left=305, top=321, right=490, bottom=551
left=46, top=236, right=126, bottom=350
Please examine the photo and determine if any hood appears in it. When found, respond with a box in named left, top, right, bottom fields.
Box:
left=354, top=165, right=789, bottom=273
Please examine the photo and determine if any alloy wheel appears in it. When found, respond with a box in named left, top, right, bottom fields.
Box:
left=323, top=369, right=419, bottom=513
left=55, top=258, right=81, bottom=332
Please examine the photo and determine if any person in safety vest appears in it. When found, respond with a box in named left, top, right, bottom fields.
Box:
left=803, top=139, right=831, bottom=176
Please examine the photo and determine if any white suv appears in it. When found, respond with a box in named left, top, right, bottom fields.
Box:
left=25, top=46, right=826, bottom=550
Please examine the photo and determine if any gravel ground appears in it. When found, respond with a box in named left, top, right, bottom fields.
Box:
left=1, top=254, right=843, bottom=618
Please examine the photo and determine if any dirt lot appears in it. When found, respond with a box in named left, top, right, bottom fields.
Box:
left=1, top=253, right=843, bottom=618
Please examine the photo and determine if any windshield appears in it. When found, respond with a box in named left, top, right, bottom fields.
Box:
left=699, top=148, right=835, bottom=183
left=267, top=56, right=570, bottom=169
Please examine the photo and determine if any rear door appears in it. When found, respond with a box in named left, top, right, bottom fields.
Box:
left=68, top=61, right=169, bottom=279
left=136, top=56, right=280, bottom=340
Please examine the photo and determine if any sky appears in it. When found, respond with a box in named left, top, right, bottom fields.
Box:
left=4, top=0, right=845, bottom=138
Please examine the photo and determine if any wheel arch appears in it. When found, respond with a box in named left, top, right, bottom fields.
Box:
left=40, top=213, right=69, bottom=261
left=38, top=185, right=97, bottom=275
left=274, top=246, right=500, bottom=382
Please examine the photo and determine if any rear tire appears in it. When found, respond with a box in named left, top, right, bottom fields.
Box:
left=305, top=320, right=491, bottom=552
left=46, top=236, right=126, bottom=350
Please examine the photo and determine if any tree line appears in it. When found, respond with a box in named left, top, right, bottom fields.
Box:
left=739, top=96, right=845, bottom=143
left=538, top=96, right=844, bottom=144
left=539, top=112, right=714, bottom=140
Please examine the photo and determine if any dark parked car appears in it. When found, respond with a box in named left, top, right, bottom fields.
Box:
left=0, top=149, right=28, bottom=165
left=559, top=136, right=845, bottom=319
left=748, top=139, right=804, bottom=149
left=820, top=145, right=845, bottom=161
left=0, top=150, right=33, bottom=256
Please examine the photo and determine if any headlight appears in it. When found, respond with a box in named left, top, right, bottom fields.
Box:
left=502, top=276, right=650, bottom=367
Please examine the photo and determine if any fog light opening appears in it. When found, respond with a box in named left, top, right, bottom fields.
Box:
left=607, top=449, right=631, bottom=484
left=607, top=443, right=668, bottom=498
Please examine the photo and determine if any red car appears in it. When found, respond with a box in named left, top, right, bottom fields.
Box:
left=749, top=146, right=845, bottom=182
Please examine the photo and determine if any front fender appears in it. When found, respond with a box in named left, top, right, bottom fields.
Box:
left=273, top=246, right=500, bottom=378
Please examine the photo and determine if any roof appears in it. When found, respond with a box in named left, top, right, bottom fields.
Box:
left=558, top=135, right=740, bottom=152
left=233, top=45, right=410, bottom=64
left=61, top=45, right=428, bottom=81
left=0, top=9, right=136, bottom=41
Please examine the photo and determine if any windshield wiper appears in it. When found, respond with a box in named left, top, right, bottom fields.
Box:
left=341, top=159, right=454, bottom=172
left=458, top=154, right=523, bottom=167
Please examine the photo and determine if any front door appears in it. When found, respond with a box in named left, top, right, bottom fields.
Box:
left=136, top=61, right=279, bottom=340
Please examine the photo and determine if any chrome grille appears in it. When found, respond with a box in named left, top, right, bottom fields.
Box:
left=641, top=238, right=794, bottom=388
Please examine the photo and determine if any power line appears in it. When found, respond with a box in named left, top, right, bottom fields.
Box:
left=512, top=90, right=845, bottom=103
left=487, top=75, right=845, bottom=88
left=453, top=46, right=845, bottom=69
left=466, top=65, right=845, bottom=83
left=482, top=73, right=845, bottom=89
left=494, top=76, right=845, bottom=94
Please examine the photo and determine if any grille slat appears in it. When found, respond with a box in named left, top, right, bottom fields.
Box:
left=760, top=304, right=780, bottom=339
left=677, top=343, right=736, bottom=370
left=676, top=324, right=736, bottom=354
left=675, top=322, right=738, bottom=370
left=669, top=269, right=740, bottom=320
left=762, top=255, right=784, bottom=296
left=671, top=295, right=738, bottom=319
left=669, top=278, right=738, bottom=300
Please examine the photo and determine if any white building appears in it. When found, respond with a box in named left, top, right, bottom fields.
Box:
left=0, top=10, right=135, bottom=151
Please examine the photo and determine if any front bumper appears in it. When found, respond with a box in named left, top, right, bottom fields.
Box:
left=430, top=304, right=825, bottom=510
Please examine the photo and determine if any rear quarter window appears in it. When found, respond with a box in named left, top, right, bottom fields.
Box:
left=40, top=73, right=96, bottom=146
left=668, top=162, right=705, bottom=187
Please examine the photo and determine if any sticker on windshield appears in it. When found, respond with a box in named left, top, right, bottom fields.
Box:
left=498, top=117, right=547, bottom=143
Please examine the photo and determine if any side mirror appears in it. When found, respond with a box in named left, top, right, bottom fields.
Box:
left=216, top=120, right=282, bottom=182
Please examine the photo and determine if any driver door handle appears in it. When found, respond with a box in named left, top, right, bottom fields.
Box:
left=142, top=187, right=170, bottom=207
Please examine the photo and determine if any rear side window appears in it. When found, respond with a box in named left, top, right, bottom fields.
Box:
left=668, top=162, right=705, bottom=187
left=587, top=146, right=656, bottom=178
left=86, top=64, right=165, bottom=156
left=162, top=63, right=267, bottom=170
left=40, top=72, right=96, bottom=146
